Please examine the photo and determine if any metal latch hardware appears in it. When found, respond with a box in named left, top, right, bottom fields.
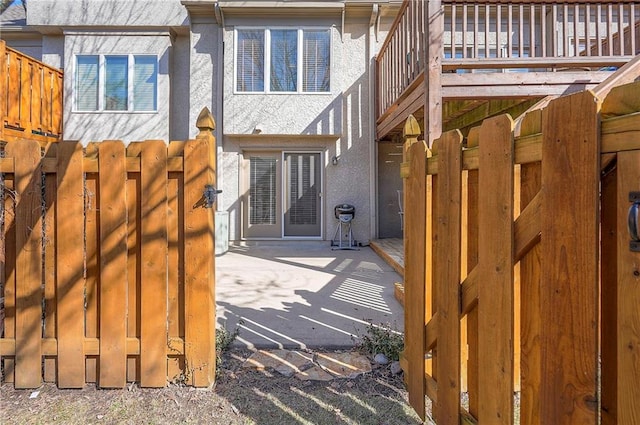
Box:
left=629, top=191, right=640, bottom=252
left=193, top=185, right=222, bottom=209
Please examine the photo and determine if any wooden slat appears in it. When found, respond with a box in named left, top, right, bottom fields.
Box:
left=84, top=164, right=99, bottom=384
left=465, top=126, right=480, bottom=419
left=477, top=114, right=514, bottom=424
left=98, top=141, right=128, bottom=388
left=518, top=104, right=543, bottom=425
left=43, top=144, right=57, bottom=383
left=9, top=139, right=43, bottom=389
left=183, top=136, right=216, bottom=387
left=404, top=137, right=428, bottom=420
left=55, top=142, right=86, bottom=388
left=140, top=141, right=169, bottom=387
left=2, top=158, right=16, bottom=383
left=540, top=91, right=599, bottom=424
left=610, top=151, right=640, bottom=424
left=434, top=129, right=463, bottom=423
left=125, top=146, right=140, bottom=384
left=600, top=155, right=617, bottom=425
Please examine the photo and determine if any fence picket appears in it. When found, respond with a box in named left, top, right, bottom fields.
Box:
left=98, top=141, right=129, bottom=388
left=55, top=141, right=86, bottom=388
left=140, top=141, right=169, bottom=387
left=465, top=127, right=480, bottom=418
left=1, top=165, right=16, bottom=383
left=403, top=117, right=427, bottom=421
left=43, top=144, right=57, bottom=383
left=84, top=149, right=99, bottom=384
left=125, top=145, right=140, bottom=383
left=477, top=114, right=515, bottom=423
left=433, top=130, right=463, bottom=423
left=540, top=91, right=599, bottom=424
left=9, top=139, right=43, bottom=389
left=518, top=109, right=543, bottom=425
left=609, top=150, right=640, bottom=424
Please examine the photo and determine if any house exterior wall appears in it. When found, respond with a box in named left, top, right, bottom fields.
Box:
left=27, top=0, right=188, bottom=27
left=62, top=32, right=173, bottom=143
left=220, top=15, right=378, bottom=243
left=2, top=1, right=403, bottom=243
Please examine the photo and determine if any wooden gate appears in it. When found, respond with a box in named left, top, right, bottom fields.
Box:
left=0, top=108, right=218, bottom=389
left=401, top=82, right=640, bottom=423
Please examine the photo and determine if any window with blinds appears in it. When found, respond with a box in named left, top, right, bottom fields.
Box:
left=75, top=54, right=158, bottom=112
left=236, top=28, right=330, bottom=93
left=105, top=56, right=128, bottom=110
left=76, top=56, right=99, bottom=111
left=287, top=154, right=317, bottom=225
left=303, top=30, right=330, bottom=93
left=249, top=157, right=277, bottom=225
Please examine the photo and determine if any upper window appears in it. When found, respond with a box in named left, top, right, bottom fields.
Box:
left=236, top=28, right=330, bottom=93
left=75, top=54, right=158, bottom=112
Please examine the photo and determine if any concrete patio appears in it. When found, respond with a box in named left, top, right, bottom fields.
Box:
left=215, top=242, right=404, bottom=349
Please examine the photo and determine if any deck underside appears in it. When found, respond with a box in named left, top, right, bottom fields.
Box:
left=376, top=69, right=615, bottom=141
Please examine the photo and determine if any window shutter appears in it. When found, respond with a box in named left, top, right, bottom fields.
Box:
left=270, top=29, right=298, bottom=92
left=134, top=56, right=157, bottom=111
left=76, top=56, right=99, bottom=111
left=303, top=30, right=330, bottom=92
left=237, top=30, right=265, bottom=92
left=105, top=56, right=128, bottom=110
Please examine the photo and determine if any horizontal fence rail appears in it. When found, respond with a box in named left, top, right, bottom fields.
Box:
left=0, top=113, right=217, bottom=389
left=0, top=40, right=63, bottom=144
left=400, top=80, right=640, bottom=423
left=376, top=1, right=640, bottom=120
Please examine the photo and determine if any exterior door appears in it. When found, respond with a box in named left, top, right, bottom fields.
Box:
left=243, top=151, right=322, bottom=239
left=243, top=152, right=282, bottom=238
left=283, top=152, right=322, bottom=237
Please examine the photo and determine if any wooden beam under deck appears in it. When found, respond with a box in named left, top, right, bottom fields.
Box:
left=376, top=70, right=614, bottom=141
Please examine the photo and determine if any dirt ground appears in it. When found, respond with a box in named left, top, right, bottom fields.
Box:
left=1, top=349, right=426, bottom=425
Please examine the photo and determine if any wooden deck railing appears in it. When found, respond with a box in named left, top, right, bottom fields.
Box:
left=0, top=40, right=63, bottom=144
left=377, top=1, right=640, bottom=119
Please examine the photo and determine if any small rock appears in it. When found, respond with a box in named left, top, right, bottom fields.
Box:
left=390, top=361, right=403, bottom=375
left=275, top=365, right=296, bottom=378
left=374, top=353, right=389, bottom=365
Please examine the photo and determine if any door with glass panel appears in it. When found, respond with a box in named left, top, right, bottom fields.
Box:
left=243, top=152, right=322, bottom=238
left=283, top=152, right=321, bottom=237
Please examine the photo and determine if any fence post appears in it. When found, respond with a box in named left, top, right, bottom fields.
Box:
left=183, top=107, right=216, bottom=387
left=541, top=91, right=599, bottom=424
left=402, top=114, right=427, bottom=420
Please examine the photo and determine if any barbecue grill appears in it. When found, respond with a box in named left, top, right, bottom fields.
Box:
left=331, top=204, right=358, bottom=250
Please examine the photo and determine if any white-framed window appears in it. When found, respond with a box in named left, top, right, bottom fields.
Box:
left=235, top=28, right=331, bottom=94
left=75, top=54, right=158, bottom=112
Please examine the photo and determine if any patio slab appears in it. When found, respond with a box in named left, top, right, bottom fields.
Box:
left=216, top=242, right=404, bottom=349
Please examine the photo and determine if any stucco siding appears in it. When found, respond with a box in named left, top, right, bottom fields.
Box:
left=63, top=33, right=172, bottom=144
left=27, top=0, right=188, bottom=27
left=221, top=17, right=376, bottom=243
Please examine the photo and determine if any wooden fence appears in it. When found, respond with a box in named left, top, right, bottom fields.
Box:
left=0, top=108, right=217, bottom=389
left=401, top=81, right=640, bottom=423
left=0, top=40, right=63, bottom=144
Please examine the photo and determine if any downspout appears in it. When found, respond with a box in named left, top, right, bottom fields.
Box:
left=215, top=3, right=225, bottom=213
left=368, top=4, right=380, bottom=241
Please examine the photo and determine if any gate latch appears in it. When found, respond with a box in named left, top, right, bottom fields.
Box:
left=629, top=192, right=640, bottom=252
left=194, top=185, right=222, bottom=209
